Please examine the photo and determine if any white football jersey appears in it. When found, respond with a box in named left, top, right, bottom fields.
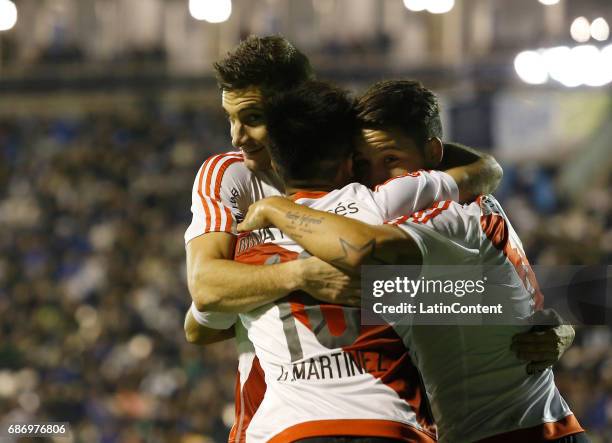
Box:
left=185, top=152, right=283, bottom=443
left=185, top=151, right=284, bottom=241
left=234, top=171, right=458, bottom=442
left=391, top=195, right=584, bottom=443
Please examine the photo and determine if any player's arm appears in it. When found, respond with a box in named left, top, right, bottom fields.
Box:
left=185, top=233, right=305, bottom=342
left=184, top=305, right=236, bottom=345
left=186, top=158, right=358, bottom=314
left=188, top=233, right=360, bottom=310
left=188, top=232, right=314, bottom=312
left=237, top=196, right=422, bottom=273
left=441, top=142, right=503, bottom=202
left=375, top=170, right=459, bottom=221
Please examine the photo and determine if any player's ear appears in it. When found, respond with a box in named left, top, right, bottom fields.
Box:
left=424, top=137, right=443, bottom=167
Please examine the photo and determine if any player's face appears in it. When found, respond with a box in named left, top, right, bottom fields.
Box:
left=354, top=128, right=426, bottom=188
left=222, top=87, right=271, bottom=171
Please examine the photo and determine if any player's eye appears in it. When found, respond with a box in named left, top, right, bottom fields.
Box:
left=383, top=156, right=400, bottom=166
left=242, top=112, right=264, bottom=126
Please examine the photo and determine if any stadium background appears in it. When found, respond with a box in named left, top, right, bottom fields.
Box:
left=0, top=0, right=610, bottom=442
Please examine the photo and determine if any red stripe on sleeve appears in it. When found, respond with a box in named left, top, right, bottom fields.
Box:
left=197, top=153, right=242, bottom=233
left=417, top=200, right=452, bottom=224
left=197, top=164, right=212, bottom=232
left=375, top=170, right=423, bottom=191
left=213, top=156, right=243, bottom=231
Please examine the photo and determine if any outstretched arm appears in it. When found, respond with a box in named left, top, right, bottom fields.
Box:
left=442, top=142, right=503, bottom=202
left=237, top=196, right=422, bottom=273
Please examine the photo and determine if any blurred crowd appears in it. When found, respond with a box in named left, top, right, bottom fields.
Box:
left=0, top=102, right=610, bottom=443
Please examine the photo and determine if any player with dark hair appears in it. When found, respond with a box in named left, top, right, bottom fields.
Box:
left=185, top=35, right=338, bottom=346
left=265, top=81, right=358, bottom=184
left=357, top=79, right=443, bottom=145
left=230, top=79, right=460, bottom=442
left=354, top=79, right=573, bottom=374
left=353, top=80, right=501, bottom=202
left=238, top=80, right=585, bottom=443
left=185, top=36, right=354, bottom=443
left=214, top=35, right=314, bottom=94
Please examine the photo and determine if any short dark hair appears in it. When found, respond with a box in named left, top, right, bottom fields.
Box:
left=356, top=80, right=442, bottom=147
left=265, top=81, right=357, bottom=183
left=213, top=35, right=314, bottom=93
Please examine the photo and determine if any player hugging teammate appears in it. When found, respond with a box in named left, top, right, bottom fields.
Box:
left=184, top=36, right=585, bottom=443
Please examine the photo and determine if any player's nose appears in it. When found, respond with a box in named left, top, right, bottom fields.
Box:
left=231, top=122, right=249, bottom=149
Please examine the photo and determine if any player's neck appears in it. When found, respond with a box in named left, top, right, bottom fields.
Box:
left=285, top=180, right=340, bottom=197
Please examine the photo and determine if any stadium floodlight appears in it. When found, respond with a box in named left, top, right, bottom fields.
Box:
left=590, top=17, right=610, bottom=42
left=189, top=0, right=232, bottom=24
left=538, top=0, right=560, bottom=5
left=570, top=17, right=591, bottom=43
left=426, top=0, right=455, bottom=14
left=514, top=50, right=549, bottom=85
left=402, top=0, right=427, bottom=12
left=601, top=45, right=612, bottom=85
left=542, top=46, right=580, bottom=87
left=0, top=0, right=17, bottom=32
left=571, top=45, right=605, bottom=87
left=515, top=43, right=612, bottom=87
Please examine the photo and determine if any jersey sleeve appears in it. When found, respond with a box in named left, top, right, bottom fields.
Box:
left=372, top=170, right=459, bottom=221
left=388, top=201, right=481, bottom=266
left=185, top=153, right=246, bottom=244
left=190, top=302, right=238, bottom=329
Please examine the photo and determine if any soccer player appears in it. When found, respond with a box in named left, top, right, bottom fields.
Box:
left=184, top=36, right=359, bottom=443
left=354, top=80, right=574, bottom=375
left=228, top=80, right=453, bottom=442
left=238, top=81, right=586, bottom=443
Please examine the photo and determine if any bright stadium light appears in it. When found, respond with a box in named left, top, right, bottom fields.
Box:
left=570, top=17, right=591, bottom=43
left=590, top=17, right=610, bottom=41
left=571, top=45, right=605, bottom=87
left=514, top=50, right=549, bottom=85
left=601, top=44, right=612, bottom=85
left=0, top=0, right=17, bottom=32
left=515, top=43, right=612, bottom=87
left=403, top=0, right=427, bottom=12
left=542, top=46, right=580, bottom=87
left=189, top=0, right=232, bottom=23
left=538, top=0, right=560, bottom=5
left=603, top=44, right=612, bottom=62
left=427, top=0, right=455, bottom=14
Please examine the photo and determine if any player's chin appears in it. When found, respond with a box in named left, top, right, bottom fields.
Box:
left=243, top=154, right=271, bottom=172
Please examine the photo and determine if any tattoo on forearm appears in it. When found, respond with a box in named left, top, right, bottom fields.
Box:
left=278, top=209, right=418, bottom=269
left=282, top=211, right=324, bottom=239
left=331, top=237, right=417, bottom=271
left=331, top=238, right=377, bottom=270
